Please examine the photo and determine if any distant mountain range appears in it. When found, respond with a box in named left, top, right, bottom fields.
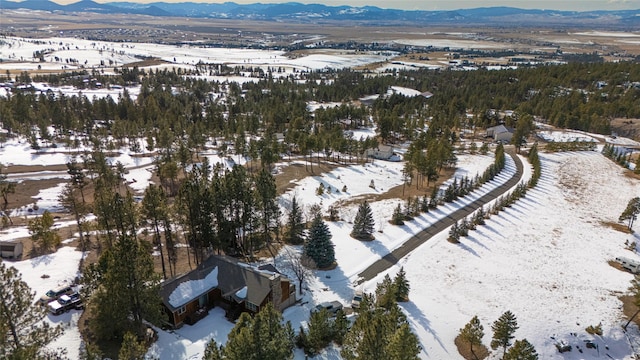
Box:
left=1, top=0, right=639, bottom=27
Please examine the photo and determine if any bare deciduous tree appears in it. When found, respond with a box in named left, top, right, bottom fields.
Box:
left=282, top=247, right=316, bottom=295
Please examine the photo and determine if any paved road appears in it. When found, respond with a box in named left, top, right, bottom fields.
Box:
left=357, top=150, right=525, bottom=283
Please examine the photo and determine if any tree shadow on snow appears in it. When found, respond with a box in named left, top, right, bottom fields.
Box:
left=401, top=301, right=448, bottom=358
left=455, top=241, right=481, bottom=258
left=462, top=234, right=489, bottom=252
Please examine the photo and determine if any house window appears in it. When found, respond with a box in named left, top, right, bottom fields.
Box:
left=177, top=306, right=186, bottom=315
left=246, top=302, right=258, bottom=312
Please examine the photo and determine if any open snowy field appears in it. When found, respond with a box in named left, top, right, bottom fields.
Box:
left=0, top=36, right=394, bottom=73
left=369, top=151, right=640, bottom=360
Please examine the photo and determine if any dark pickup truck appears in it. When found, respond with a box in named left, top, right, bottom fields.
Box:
left=48, top=293, right=83, bottom=315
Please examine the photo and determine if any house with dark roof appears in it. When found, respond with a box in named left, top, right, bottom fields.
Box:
left=159, top=255, right=296, bottom=328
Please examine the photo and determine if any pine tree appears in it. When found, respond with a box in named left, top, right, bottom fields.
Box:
left=66, top=159, right=87, bottom=204
left=491, top=310, right=519, bottom=358
left=386, top=323, right=422, bottom=360
left=224, top=313, right=254, bottom=360
left=474, top=206, right=486, bottom=226
left=391, top=204, right=405, bottom=225
left=351, top=200, right=375, bottom=240
left=284, top=196, right=305, bottom=245
left=0, top=164, right=16, bottom=212
left=449, top=221, right=460, bottom=243
left=305, top=308, right=333, bottom=354
left=619, top=197, right=640, bottom=232
left=0, top=262, right=63, bottom=359
left=90, top=234, right=162, bottom=341
left=254, top=168, right=281, bottom=245
left=428, top=186, right=439, bottom=209
left=58, top=183, right=89, bottom=251
left=296, top=326, right=309, bottom=352
left=394, top=267, right=410, bottom=302
left=202, top=338, right=224, bottom=360
left=420, top=195, right=430, bottom=213
left=118, top=332, right=147, bottom=360
left=504, top=339, right=538, bottom=360
left=224, top=303, right=295, bottom=360
left=28, top=210, right=61, bottom=254
left=459, top=217, right=469, bottom=237
left=333, top=309, right=349, bottom=345
left=375, top=274, right=397, bottom=310
left=342, top=296, right=419, bottom=360
left=304, top=214, right=335, bottom=269
left=459, top=315, right=484, bottom=358
left=142, top=184, right=171, bottom=279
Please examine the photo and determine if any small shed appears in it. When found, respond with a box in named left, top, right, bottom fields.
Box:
left=0, top=241, right=23, bottom=259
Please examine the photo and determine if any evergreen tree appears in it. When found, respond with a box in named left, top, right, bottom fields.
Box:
left=619, top=197, right=640, bottom=232
left=224, top=313, right=254, bottom=360
left=254, top=168, right=281, bottom=245
left=491, top=310, right=519, bottom=358
left=0, top=164, right=16, bottom=212
left=284, top=196, right=305, bottom=245
left=0, top=262, right=63, bottom=359
left=342, top=296, right=419, bottom=360
left=304, top=214, right=335, bottom=269
left=394, top=267, right=410, bottom=302
left=202, top=339, right=224, bottom=360
left=391, top=204, right=405, bottom=225
left=28, top=210, right=61, bottom=254
left=305, top=309, right=333, bottom=354
left=58, top=183, right=89, bottom=251
left=459, top=316, right=484, bottom=358
left=351, top=200, right=375, bottom=240
left=90, top=234, right=162, bottom=341
left=224, top=303, right=295, bottom=360
left=118, top=332, right=147, bottom=360
left=333, top=309, right=349, bottom=345
left=66, top=159, right=88, bottom=204
left=504, top=339, right=538, bottom=360
left=420, top=195, right=430, bottom=213
left=142, top=184, right=172, bottom=279
left=428, top=186, right=440, bottom=209
left=386, top=323, right=422, bottom=360
left=474, top=206, right=486, bottom=226
left=376, top=274, right=398, bottom=310
left=449, top=221, right=460, bottom=243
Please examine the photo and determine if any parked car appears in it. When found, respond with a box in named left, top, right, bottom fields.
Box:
left=48, top=292, right=83, bottom=315
left=351, top=290, right=363, bottom=309
left=39, top=284, right=75, bottom=305
left=312, top=301, right=343, bottom=316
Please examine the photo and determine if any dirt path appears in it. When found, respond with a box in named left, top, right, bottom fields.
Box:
left=357, top=149, right=525, bottom=283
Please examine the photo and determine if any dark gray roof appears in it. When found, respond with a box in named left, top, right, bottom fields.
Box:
left=160, top=255, right=287, bottom=312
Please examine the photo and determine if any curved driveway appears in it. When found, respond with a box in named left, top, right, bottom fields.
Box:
left=357, top=150, right=525, bottom=283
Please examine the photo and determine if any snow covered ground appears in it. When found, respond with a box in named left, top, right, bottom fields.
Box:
left=538, top=130, right=598, bottom=143
left=8, top=247, right=85, bottom=359
left=2, top=100, right=639, bottom=360
left=0, top=36, right=393, bottom=74
left=372, top=151, right=640, bottom=359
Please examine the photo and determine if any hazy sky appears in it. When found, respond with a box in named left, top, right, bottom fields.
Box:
left=50, top=0, right=640, bottom=11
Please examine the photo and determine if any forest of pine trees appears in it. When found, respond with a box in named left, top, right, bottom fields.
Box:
left=0, top=50, right=637, bottom=359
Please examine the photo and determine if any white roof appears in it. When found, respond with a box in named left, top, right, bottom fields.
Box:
left=168, top=267, right=219, bottom=308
